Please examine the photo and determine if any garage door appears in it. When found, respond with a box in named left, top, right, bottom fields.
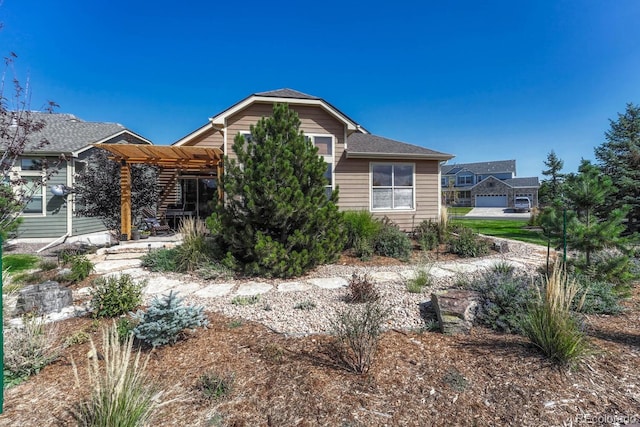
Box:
left=475, top=195, right=507, bottom=207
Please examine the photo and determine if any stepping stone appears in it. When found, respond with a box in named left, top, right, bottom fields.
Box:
left=308, top=277, right=348, bottom=289
left=235, top=282, right=273, bottom=296
left=104, top=268, right=148, bottom=280
left=144, top=278, right=184, bottom=295
left=194, top=283, right=235, bottom=298
left=369, top=271, right=403, bottom=282
left=439, top=263, right=478, bottom=274
left=427, top=267, right=457, bottom=279
left=94, top=259, right=142, bottom=274
left=278, top=281, right=312, bottom=292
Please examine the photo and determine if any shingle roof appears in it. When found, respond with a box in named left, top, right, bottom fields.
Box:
left=504, top=177, right=540, bottom=187
left=442, top=160, right=516, bottom=175
left=23, top=112, right=128, bottom=154
left=255, top=88, right=321, bottom=100
left=347, top=133, right=453, bottom=159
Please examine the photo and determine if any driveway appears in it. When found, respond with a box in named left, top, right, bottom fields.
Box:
left=464, top=207, right=531, bottom=219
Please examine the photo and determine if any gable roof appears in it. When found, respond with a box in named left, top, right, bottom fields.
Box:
left=255, top=88, right=321, bottom=100
left=347, top=133, right=453, bottom=160
left=22, top=112, right=150, bottom=155
left=504, top=177, right=540, bottom=188
left=442, top=160, right=516, bottom=175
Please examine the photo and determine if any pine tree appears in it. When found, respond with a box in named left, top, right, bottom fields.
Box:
left=539, top=150, right=565, bottom=207
left=594, top=103, right=640, bottom=232
left=212, top=103, right=345, bottom=278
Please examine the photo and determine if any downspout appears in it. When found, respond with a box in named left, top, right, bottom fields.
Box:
left=37, top=232, right=70, bottom=253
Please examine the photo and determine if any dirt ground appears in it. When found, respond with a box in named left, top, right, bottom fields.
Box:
left=1, top=245, right=639, bottom=426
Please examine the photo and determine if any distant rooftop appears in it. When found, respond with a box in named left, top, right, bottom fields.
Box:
left=442, top=160, right=516, bottom=175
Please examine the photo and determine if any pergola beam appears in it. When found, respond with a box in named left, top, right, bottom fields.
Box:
left=94, top=144, right=224, bottom=240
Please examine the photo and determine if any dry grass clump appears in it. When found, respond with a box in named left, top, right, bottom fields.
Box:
left=70, top=322, right=158, bottom=426
left=521, top=264, right=588, bottom=365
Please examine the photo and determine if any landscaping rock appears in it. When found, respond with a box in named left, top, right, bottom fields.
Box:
left=431, top=289, right=479, bottom=335
left=15, top=281, right=73, bottom=315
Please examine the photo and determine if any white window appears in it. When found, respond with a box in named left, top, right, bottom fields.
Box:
left=306, top=135, right=334, bottom=198
left=371, top=163, right=414, bottom=210
left=16, top=157, right=46, bottom=216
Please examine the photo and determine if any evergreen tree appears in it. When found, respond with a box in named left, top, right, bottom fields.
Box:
left=212, top=103, right=345, bottom=278
left=594, top=103, right=640, bottom=232
left=563, top=160, right=627, bottom=265
left=539, top=150, right=565, bottom=207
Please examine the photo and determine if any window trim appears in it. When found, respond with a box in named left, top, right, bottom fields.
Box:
left=369, top=162, right=416, bottom=212
left=307, top=134, right=335, bottom=197
left=16, top=157, right=47, bottom=217
left=457, top=173, right=474, bottom=186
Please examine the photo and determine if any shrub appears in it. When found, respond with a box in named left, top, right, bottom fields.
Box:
left=414, top=219, right=446, bottom=251
left=406, top=266, right=432, bottom=293
left=331, top=301, right=390, bottom=374
left=571, top=250, right=637, bottom=287
left=2, top=254, right=39, bottom=273
left=231, top=295, right=261, bottom=306
left=521, top=265, right=588, bottom=365
left=470, top=270, right=536, bottom=334
left=70, top=322, right=156, bottom=427
left=374, top=224, right=412, bottom=261
left=575, top=277, right=624, bottom=315
left=352, top=237, right=374, bottom=261
left=4, top=315, right=59, bottom=387
left=491, top=260, right=515, bottom=275
left=140, top=248, right=177, bottom=272
left=90, top=274, right=144, bottom=318
left=294, top=300, right=317, bottom=310
left=347, top=273, right=379, bottom=303
left=63, top=331, right=90, bottom=348
left=448, top=226, right=490, bottom=258
left=38, top=259, right=58, bottom=271
left=196, top=371, right=234, bottom=401
left=67, top=255, right=94, bottom=283
left=115, top=317, right=137, bottom=343
left=175, top=218, right=212, bottom=272
left=132, top=291, right=208, bottom=347
left=343, top=210, right=381, bottom=249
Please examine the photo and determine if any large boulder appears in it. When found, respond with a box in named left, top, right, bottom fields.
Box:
left=431, top=289, right=480, bottom=335
left=15, top=281, right=73, bottom=315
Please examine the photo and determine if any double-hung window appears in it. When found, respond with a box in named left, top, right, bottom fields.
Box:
left=457, top=173, right=474, bottom=186
left=18, top=158, right=46, bottom=215
left=371, top=163, right=415, bottom=210
left=306, top=135, right=333, bottom=198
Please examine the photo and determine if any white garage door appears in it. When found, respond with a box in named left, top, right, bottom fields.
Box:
left=475, top=195, right=507, bottom=207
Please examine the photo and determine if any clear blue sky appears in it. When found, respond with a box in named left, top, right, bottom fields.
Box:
left=2, top=0, right=640, bottom=178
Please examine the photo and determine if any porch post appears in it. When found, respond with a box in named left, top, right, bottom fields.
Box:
left=121, top=162, right=132, bottom=240
left=217, top=162, right=224, bottom=200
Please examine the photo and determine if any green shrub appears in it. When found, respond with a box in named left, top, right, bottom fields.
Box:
left=132, top=291, right=208, bottom=347
left=67, top=255, right=94, bottom=283
left=70, top=323, right=156, bottom=427
left=294, top=300, right=317, bottom=310
left=347, top=273, right=379, bottom=303
left=38, top=259, right=58, bottom=271
left=448, top=227, right=490, bottom=258
left=4, top=315, right=59, bottom=387
left=115, top=317, right=136, bottom=343
left=575, top=277, right=624, bottom=315
left=571, top=250, right=637, bottom=287
left=331, top=301, right=390, bottom=374
left=175, top=218, right=212, bottom=272
left=352, top=237, right=374, bottom=261
left=470, top=270, right=536, bottom=334
left=196, top=371, right=234, bottom=401
left=406, top=266, right=432, bottom=293
left=343, top=210, right=381, bottom=249
left=231, top=295, right=261, bottom=306
left=491, top=260, right=515, bottom=275
left=374, top=224, right=412, bottom=261
left=414, top=219, right=446, bottom=250
left=521, top=265, right=588, bottom=365
left=2, top=254, right=39, bottom=273
left=140, top=248, right=177, bottom=272
left=63, top=331, right=90, bottom=348
left=89, top=274, right=144, bottom=318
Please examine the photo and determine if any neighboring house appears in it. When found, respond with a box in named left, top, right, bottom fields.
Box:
left=441, top=160, right=540, bottom=208
left=11, top=112, right=152, bottom=241
left=167, top=88, right=454, bottom=231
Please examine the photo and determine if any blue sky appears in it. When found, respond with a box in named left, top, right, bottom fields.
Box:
left=2, top=0, right=640, bottom=178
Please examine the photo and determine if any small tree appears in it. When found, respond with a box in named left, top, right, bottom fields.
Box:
left=213, top=103, right=345, bottom=278
left=74, top=150, right=159, bottom=235
left=539, top=150, right=565, bottom=207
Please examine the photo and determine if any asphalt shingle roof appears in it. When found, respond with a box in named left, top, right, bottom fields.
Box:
left=442, top=160, right=516, bottom=175
left=504, top=177, right=540, bottom=187
left=23, top=112, right=127, bottom=154
left=255, top=88, right=321, bottom=100
left=347, top=133, right=453, bottom=158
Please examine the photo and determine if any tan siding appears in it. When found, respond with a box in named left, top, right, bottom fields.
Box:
left=225, top=102, right=345, bottom=162
left=182, top=127, right=224, bottom=149
left=335, top=158, right=441, bottom=231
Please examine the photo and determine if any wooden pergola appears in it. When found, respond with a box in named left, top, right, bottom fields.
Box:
left=95, top=144, right=224, bottom=240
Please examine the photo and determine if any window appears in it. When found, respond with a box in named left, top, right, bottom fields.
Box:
left=457, top=173, right=474, bottom=186
left=441, top=177, right=448, bottom=187
left=306, top=135, right=334, bottom=198
left=16, top=157, right=46, bottom=215
left=371, top=163, right=414, bottom=210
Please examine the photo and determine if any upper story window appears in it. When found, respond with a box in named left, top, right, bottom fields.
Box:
left=371, top=163, right=414, bottom=210
left=457, top=173, right=474, bottom=186
left=441, top=177, right=448, bottom=187
left=16, top=157, right=46, bottom=216
left=21, top=158, right=44, bottom=171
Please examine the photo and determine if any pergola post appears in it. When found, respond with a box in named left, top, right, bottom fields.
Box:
left=120, top=162, right=132, bottom=240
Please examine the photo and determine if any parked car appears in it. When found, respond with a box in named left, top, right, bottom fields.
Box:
left=514, top=197, right=531, bottom=213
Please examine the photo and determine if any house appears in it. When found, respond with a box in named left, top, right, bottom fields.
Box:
left=441, top=160, right=540, bottom=209
left=165, top=89, right=454, bottom=231
left=11, top=112, right=152, bottom=242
